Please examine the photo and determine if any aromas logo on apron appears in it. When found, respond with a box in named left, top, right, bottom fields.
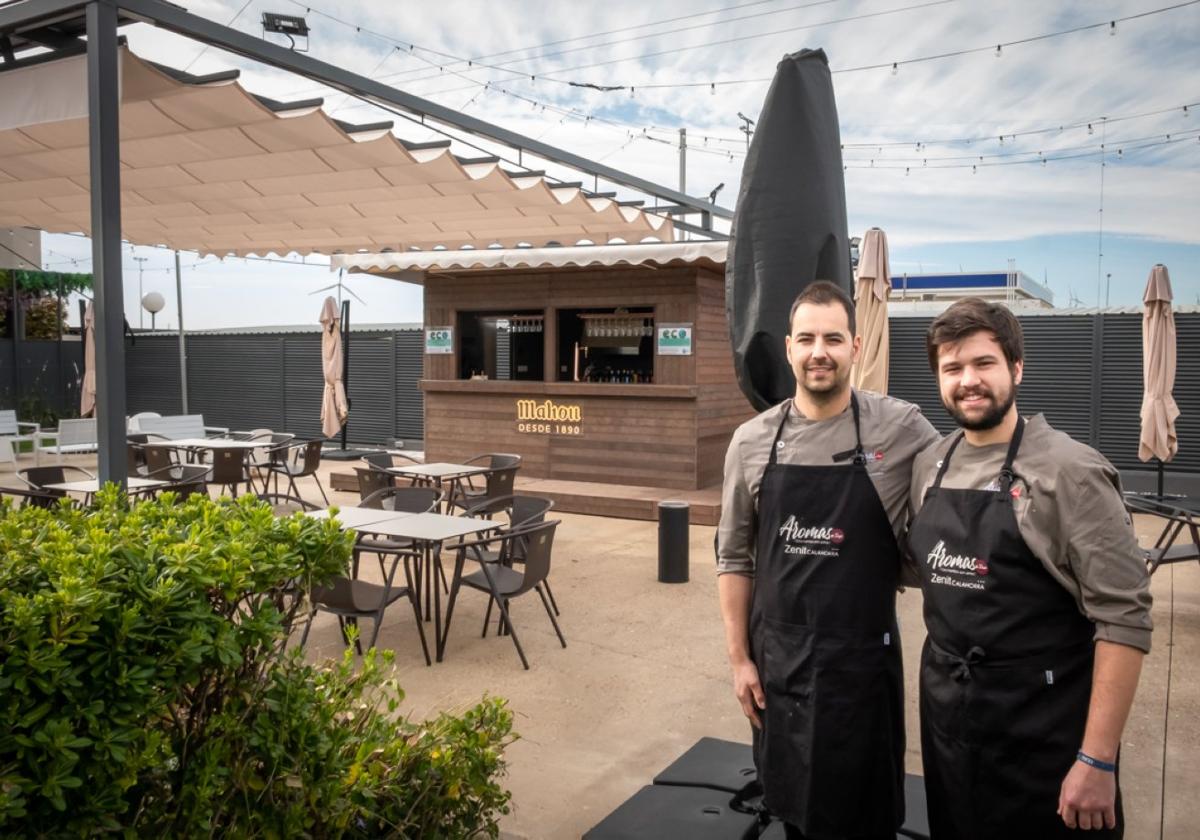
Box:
left=925, top=538, right=990, bottom=590
left=777, top=514, right=845, bottom=558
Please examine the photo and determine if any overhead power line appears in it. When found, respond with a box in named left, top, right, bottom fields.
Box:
left=840, top=101, right=1200, bottom=149
left=842, top=131, right=1199, bottom=171
left=577, top=0, right=1200, bottom=92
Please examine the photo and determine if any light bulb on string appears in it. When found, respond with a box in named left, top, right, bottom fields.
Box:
left=710, top=83, right=716, bottom=96
left=905, top=167, right=910, bottom=176
left=1087, top=123, right=1094, bottom=135
left=972, top=165, right=977, bottom=174
left=995, top=44, right=1002, bottom=58
left=891, top=62, right=898, bottom=76
left=1110, top=21, right=1116, bottom=35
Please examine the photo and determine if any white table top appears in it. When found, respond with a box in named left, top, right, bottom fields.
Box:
left=306, top=505, right=412, bottom=529
left=355, top=512, right=497, bottom=541
left=44, top=476, right=167, bottom=493
left=386, top=462, right=488, bottom=479
left=161, top=438, right=265, bottom=449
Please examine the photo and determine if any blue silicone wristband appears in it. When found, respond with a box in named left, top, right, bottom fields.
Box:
left=1076, top=751, right=1116, bottom=773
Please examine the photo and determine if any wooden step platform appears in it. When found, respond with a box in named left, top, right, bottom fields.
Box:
left=329, top=471, right=722, bottom=525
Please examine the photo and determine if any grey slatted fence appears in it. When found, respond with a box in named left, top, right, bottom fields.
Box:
left=123, top=328, right=424, bottom=446
left=7, top=313, right=1196, bottom=474
left=888, top=312, right=1200, bottom=474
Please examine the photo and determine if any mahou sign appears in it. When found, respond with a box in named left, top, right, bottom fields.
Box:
left=515, top=399, right=583, bottom=435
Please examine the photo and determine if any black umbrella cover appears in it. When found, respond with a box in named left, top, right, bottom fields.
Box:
left=725, top=48, right=851, bottom=412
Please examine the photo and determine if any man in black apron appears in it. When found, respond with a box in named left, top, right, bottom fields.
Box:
left=907, top=298, right=1151, bottom=838
left=718, top=281, right=939, bottom=839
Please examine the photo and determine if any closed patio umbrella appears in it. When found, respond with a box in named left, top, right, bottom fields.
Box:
left=1139, top=264, right=1179, bottom=497
left=319, top=296, right=348, bottom=439
left=80, top=300, right=96, bottom=417
left=851, top=227, right=891, bottom=394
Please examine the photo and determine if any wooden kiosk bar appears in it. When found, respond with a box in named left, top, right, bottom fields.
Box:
left=349, top=242, right=753, bottom=519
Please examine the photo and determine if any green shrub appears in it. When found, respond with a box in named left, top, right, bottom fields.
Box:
left=0, top=489, right=515, bottom=838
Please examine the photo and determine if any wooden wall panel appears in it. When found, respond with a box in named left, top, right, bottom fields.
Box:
left=424, top=388, right=698, bottom=489
left=694, top=268, right=755, bottom=488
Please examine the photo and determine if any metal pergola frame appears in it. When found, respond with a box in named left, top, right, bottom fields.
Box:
left=0, top=0, right=733, bottom=485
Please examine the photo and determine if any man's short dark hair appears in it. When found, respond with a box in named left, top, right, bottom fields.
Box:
left=926, top=297, right=1024, bottom=372
left=788, top=280, right=856, bottom=337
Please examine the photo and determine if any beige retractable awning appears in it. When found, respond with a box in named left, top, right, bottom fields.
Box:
left=0, top=48, right=673, bottom=256
left=334, top=240, right=726, bottom=282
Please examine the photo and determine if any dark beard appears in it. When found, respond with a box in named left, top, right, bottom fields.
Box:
left=947, top=385, right=1017, bottom=431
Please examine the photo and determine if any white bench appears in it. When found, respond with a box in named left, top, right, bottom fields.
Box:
left=35, top=418, right=99, bottom=464
left=0, top=410, right=39, bottom=459
left=138, top=414, right=228, bottom=440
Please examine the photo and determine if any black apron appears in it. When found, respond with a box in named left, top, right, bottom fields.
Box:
left=906, top=418, right=1121, bottom=839
left=750, top=393, right=905, bottom=838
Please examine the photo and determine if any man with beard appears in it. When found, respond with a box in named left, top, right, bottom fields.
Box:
left=907, top=298, right=1152, bottom=838
left=717, top=281, right=939, bottom=839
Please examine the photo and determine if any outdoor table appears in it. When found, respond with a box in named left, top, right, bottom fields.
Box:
left=1123, top=493, right=1200, bottom=573
left=358, top=512, right=498, bottom=661
left=43, top=476, right=168, bottom=504
left=383, top=462, right=488, bottom=512
left=305, top=505, right=413, bottom=530
left=163, top=437, right=264, bottom=458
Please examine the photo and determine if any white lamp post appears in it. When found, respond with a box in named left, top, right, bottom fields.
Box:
left=141, top=291, right=165, bottom=330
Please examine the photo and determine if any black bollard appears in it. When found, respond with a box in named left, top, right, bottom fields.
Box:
left=658, top=501, right=690, bottom=583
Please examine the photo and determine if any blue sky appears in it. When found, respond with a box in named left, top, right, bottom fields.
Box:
left=27, top=0, right=1200, bottom=327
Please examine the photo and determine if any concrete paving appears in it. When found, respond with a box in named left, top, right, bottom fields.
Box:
left=3, top=453, right=1198, bottom=839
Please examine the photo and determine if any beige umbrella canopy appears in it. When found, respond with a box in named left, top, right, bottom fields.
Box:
left=851, top=227, right=892, bottom=394
left=79, top=301, right=96, bottom=418
left=1139, top=265, right=1180, bottom=481
left=319, top=297, right=348, bottom=439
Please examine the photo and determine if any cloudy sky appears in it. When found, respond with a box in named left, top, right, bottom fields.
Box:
left=35, top=0, right=1200, bottom=328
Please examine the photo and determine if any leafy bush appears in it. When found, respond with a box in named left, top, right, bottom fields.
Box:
left=0, top=490, right=515, bottom=837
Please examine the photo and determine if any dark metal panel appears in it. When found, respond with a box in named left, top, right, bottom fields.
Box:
left=1018, top=315, right=1095, bottom=444
left=344, top=334, right=395, bottom=445
left=125, top=335, right=181, bottom=415
left=282, top=334, right=324, bottom=440
left=185, top=335, right=285, bottom=431
left=395, top=330, right=424, bottom=442
left=1174, top=314, right=1200, bottom=472
left=886, top=317, right=953, bottom=432
left=0, top=338, right=14, bottom=407
left=0, top=0, right=88, bottom=32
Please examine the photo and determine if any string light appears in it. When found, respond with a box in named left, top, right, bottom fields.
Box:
left=995, top=44, right=1002, bottom=57
left=891, top=62, right=898, bottom=75
left=1110, top=20, right=1117, bottom=35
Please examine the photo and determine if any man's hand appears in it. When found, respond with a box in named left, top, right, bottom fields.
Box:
left=1057, top=760, right=1117, bottom=830
left=731, top=658, right=766, bottom=729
